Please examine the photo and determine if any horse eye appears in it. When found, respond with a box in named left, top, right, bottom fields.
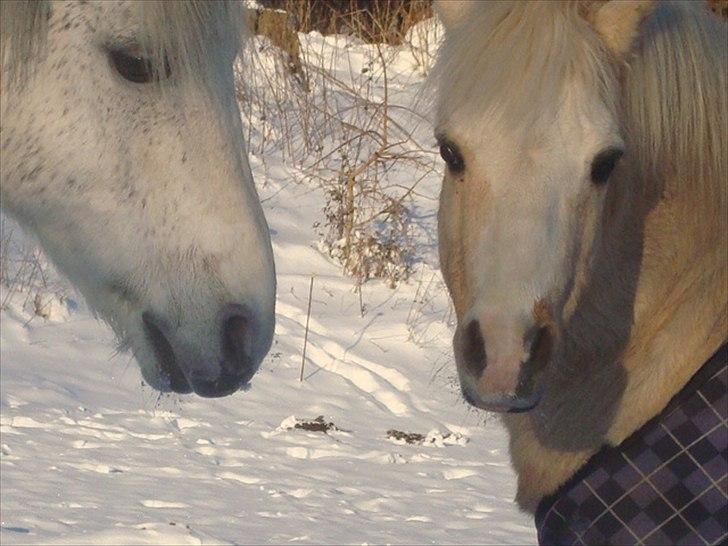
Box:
left=439, top=140, right=465, bottom=174
left=108, top=46, right=170, bottom=84
left=590, top=147, right=624, bottom=185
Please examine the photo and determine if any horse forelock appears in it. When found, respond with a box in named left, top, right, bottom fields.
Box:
left=138, top=0, right=247, bottom=85
left=1, top=0, right=248, bottom=89
left=429, top=1, right=617, bottom=140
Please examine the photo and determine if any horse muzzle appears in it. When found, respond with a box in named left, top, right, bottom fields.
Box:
left=141, top=303, right=265, bottom=398
left=454, top=315, right=552, bottom=413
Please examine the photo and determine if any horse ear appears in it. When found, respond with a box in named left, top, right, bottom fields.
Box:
left=583, top=0, right=656, bottom=55
left=434, top=1, right=473, bottom=31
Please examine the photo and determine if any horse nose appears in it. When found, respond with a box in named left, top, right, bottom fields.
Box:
left=455, top=317, right=545, bottom=412
left=141, top=304, right=261, bottom=398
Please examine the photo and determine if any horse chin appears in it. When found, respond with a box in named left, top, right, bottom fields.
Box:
left=462, top=386, right=542, bottom=413
left=138, top=359, right=193, bottom=395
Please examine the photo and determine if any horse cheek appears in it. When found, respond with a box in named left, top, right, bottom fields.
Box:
left=438, top=177, right=468, bottom=318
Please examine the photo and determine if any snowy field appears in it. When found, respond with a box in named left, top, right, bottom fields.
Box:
left=0, top=21, right=536, bottom=545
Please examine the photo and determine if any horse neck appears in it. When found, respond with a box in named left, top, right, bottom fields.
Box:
left=503, top=3, right=727, bottom=513
left=608, top=2, right=727, bottom=443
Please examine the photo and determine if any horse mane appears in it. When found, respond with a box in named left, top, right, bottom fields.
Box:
left=0, top=0, right=50, bottom=84
left=430, top=1, right=727, bottom=192
left=1, top=0, right=247, bottom=88
left=625, top=1, right=727, bottom=190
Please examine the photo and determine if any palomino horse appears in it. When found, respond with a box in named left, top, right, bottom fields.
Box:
left=432, top=0, right=726, bottom=537
left=1, top=1, right=276, bottom=398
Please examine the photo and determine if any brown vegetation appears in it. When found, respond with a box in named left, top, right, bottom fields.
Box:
left=386, top=429, right=425, bottom=444
left=245, top=7, right=308, bottom=88
left=291, top=416, right=339, bottom=433
left=260, top=0, right=432, bottom=45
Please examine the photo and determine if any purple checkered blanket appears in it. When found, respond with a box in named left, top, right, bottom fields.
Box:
left=536, top=343, right=727, bottom=545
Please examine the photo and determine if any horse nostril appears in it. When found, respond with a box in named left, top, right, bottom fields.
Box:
left=523, top=325, right=551, bottom=364
left=462, top=319, right=487, bottom=377
left=517, top=326, right=551, bottom=400
left=141, top=312, right=191, bottom=393
left=220, top=304, right=254, bottom=374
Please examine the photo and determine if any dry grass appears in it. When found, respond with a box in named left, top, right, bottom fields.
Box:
left=238, top=3, right=439, bottom=288
left=0, top=216, right=66, bottom=318
left=260, top=0, right=432, bottom=45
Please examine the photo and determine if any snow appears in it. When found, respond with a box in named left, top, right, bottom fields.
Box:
left=0, top=20, right=536, bottom=545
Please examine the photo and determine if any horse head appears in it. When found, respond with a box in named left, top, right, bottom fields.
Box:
left=1, top=1, right=276, bottom=397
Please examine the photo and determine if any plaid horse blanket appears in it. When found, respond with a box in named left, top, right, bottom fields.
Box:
left=536, top=343, right=727, bottom=545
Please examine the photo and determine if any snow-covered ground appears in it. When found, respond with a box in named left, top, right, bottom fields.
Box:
left=0, top=21, right=536, bottom=545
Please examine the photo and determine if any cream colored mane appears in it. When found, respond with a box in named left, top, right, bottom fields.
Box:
left=625, top=1, right=726, bottom=188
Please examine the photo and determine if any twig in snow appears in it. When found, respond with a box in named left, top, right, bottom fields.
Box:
left=300, top=274, right=315, bottom=382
